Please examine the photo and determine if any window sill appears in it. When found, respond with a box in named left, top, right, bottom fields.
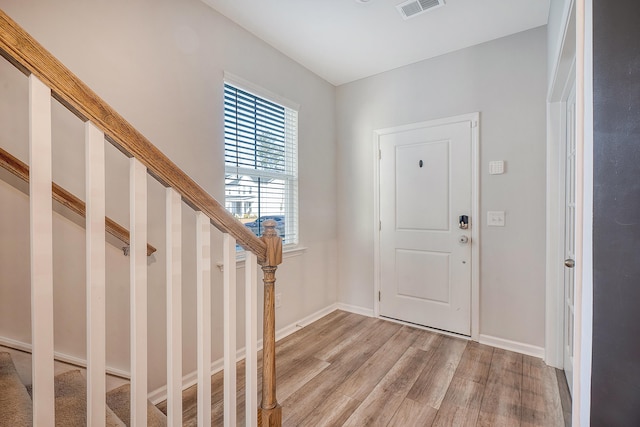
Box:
left=216, top=245, right=307, bottom=272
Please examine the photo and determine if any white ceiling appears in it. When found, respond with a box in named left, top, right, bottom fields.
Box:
left=201, top=0, right=550, bottom=86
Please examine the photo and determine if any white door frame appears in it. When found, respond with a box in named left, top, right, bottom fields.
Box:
left=545, top=0, right=576, bottom=368
left=372, top=112, right=480, bottom=340
left=547, top=0, right=595, bottom=425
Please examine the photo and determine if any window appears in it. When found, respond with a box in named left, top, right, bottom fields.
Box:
left=223, top=80, right=298, bottom=246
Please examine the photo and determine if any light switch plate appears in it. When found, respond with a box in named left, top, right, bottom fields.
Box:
left=487, top=211, right=505, bottom=227
left=489, top=161, right=505, bottom=175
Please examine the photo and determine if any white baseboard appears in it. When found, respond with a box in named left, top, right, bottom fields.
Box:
left=148, top=302, right=340, bottom=404
left=335, top=303, right=374, bottom=317
left=0, top=336, right=130, bottom=379
left=478, top=334, right=545, bottom=359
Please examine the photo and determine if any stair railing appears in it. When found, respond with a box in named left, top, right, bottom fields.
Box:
left=0, top=8, right=282, bottom=427
left=0, top=147, right=157, bottom=256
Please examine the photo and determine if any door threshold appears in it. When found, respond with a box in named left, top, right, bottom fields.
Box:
left=379, top=315, right=472, bottom=341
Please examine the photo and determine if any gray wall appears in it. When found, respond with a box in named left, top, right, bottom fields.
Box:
left=336, top=27, right=548, bottom=348
left=0, top=0, right=337, bottom=392
left=591, top=0, right=640, bottom=424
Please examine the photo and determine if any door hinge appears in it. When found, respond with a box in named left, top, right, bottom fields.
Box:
left=379, top=149, right=382, bottom=160
left=471, top=120, right=478, bottom=128
left=378, top=291, right=381, bottom=301
left=379, top=220, right=382, bottom=231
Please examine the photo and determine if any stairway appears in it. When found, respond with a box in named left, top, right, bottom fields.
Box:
left=0, top=352, right=167, bottom=426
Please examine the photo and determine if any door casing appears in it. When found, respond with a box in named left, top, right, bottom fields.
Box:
left=372, top=112, right=480, bottom=340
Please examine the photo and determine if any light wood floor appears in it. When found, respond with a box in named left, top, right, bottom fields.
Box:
left=159, top=310, right=568, bottom=426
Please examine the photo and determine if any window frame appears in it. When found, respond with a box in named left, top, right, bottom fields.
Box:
left=223, top=73, right=299, bottom=250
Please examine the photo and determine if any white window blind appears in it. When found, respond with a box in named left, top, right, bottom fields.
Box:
left=224, top=82, right=298, bottom=246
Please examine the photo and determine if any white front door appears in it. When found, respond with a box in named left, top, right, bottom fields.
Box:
left=379, top=119, right=473, bottom=336
left=563, top=81, right=577, bottom=395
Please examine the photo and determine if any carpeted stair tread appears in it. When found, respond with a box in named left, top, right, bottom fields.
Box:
left=0, top=352, right=32, bottom=427
left=106, top=383, right=167, bottom=427
left=53, top=369, right=125, bottom=427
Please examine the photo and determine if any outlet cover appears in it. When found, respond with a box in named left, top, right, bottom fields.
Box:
left=487, top=211, right=505, bottom=227
left=489, top=161, right=505, bottom=175
left=275, top=293, right=282, bottom=308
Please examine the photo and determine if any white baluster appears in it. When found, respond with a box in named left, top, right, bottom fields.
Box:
left=223, top=233, right=237, bottom=427
left=29, top=74, right=55, bottom=427
left=245, top=252, right=258, bottom=427
left=86, top=122, right=106, bottom=427
left=130, top=158, right=147, bottom=427
left=166, top=188, right=182, bottom=427
left=196, top=212, right=211, bottom=427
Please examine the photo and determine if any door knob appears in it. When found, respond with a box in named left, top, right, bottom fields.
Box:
left=564, top=259, right=575, bottom=268
left=459, top=235, right=469, bottom=244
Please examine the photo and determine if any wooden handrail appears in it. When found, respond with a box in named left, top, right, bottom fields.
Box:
left=0, top=147, right=157, bottom=256
left=0, top=9, right=266, bottom=261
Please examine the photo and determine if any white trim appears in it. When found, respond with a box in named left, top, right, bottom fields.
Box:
left=273, top=303, right=340, bottom=341
left=336, top=303, right=374, bottom=318
left=575, top=0, right=593, bottom=424
left=478, top=334, right=545, bottom=359
left=548, top=0, right=577, bottom=102
left=372, top=112, right=480, bottom=340
left=29, top=74, right=55, bottom=427
left=545, top=100, right=567, bottom=369
left=129, top=158, right=148, bottom=427
left=85, top=121, right=107, bottom=427
left=165, top=188, right=183, bottom=427
left=546, top=0, right=577, bottom=370
left=223, top=234, right=237, bottom=427
left=0, top=337, right=130, bottom=379
left=196, top=213, right=212, bottom=426
left=223, top=72, right=300, bottom=111
left=148, top=303, right=339, bottom=404
left=244, top=253, right=258, bottom=427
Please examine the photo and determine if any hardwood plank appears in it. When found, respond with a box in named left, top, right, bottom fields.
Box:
left=281, top=319, right=401, bottom=425
left=274, top=355, right=329, bottom=402
left=303, top=325, right=423, bottom=424
left=164, top=313, right=567, bottom=427
left=432, top=376, right=485, bottom=427
left=476, top=348, right=523, bottom=427
left=297, top=393, right=362, bottom=427
left=337, top=325, right=423, bottom=401
left=555, top=368, right=572, bottom=427
left=451, top=341, right=494, bottom=384
left=387, top=397, right=438, bottom=427
left=286, top=312, right=371, bottom=364
left=412, top=328, right=444, bottom=352
left=342, top=346, right=431, bottom=426
left=521, top=355, right=564, bottom=427
left=431, top=342, right=494, bottom=426
left=275, top=311, right=360, bottom=361
left=406, top=336, right=468, bottom=409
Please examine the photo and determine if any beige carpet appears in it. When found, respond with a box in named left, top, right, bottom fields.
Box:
left=106, top=383, right=167, bottom=427
left=0, top=352, right=32, bottom=427
left=53, top=369, right=125, bottom=427
left=1, top=352, right=166, bottom=426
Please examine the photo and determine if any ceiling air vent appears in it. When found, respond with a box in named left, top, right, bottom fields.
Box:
left=396, top=0, right=445, bottom=20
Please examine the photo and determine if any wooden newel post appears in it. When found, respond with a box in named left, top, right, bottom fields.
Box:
left=258, top=220, right=283, bottom=427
